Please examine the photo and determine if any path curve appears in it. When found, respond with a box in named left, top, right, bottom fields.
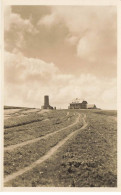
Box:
left=4, top=114, right=87, bottom=184
left=4, top=113, right=81, bottom=152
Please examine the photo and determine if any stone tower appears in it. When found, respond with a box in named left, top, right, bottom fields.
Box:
left=44, top=95, right=49, bottom=107
left=41, top=95, right=53, bottom=109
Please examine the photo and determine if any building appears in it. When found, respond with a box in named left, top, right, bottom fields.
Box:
left=69, top=100, right=88, bottom=109
left=68, top=99, right=97, bottom=109
left=41, top=95, right=53, bottom=109
left=87, top=104, right=97, bottom=109
left=69, top=103, right=82, bottom=109
left=81, top=101, right=88, bottom=109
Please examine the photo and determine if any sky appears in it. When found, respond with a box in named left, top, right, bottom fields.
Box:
left=4, top=5, right=117, bottom=109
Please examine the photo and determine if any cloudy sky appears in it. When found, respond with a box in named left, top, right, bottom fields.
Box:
left=4, top=5, right=117, bottom=109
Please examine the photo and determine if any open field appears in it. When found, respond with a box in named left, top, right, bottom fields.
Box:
left=4, top=107, right=117, bottom=187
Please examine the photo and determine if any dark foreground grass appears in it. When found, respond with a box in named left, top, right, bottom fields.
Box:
left=4, top=111, right=117, bottom=187
left=4, top=114, right=83, bottom=177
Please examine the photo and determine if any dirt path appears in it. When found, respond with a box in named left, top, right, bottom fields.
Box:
left=66, top=112, right=69, bottom=116
left=4, top=114, right=87, bottom=185
left=4, top=113, right=80, bottom=152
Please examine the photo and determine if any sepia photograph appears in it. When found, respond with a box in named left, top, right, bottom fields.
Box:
left=2, top=0, right=120, bottom=190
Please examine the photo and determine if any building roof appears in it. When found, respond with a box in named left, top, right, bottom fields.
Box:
left=82, top=101, right=88, bottom=104
left=70, top=102, right=81, bottom=105
left=70, top=100, right=88, bottom=104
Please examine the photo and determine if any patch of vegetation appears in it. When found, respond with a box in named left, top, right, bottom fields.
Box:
left=4, top=119, right=83, bottom=176
left=4, top=111, right=77, bottom=146
left=5, top=111, right=117, bottom=187
left=4, top=113, right=44, bottom=128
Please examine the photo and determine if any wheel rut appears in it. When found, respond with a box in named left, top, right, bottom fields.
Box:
left=4, top=114, right=87, bottom=185
left=4, top=113, right=80, bottom=152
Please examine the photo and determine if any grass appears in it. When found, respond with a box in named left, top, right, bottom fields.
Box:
left=4, top=118, right=83, bottom=177
left=4, top=110, right=77, bottom=147
left=4, top=106, right=25, bottom=109
left=4, top=108, right=117, bottom=187
left=4, top=105, right=36, bottom=109
left=4, top=109, right=76, bottom=128
left=93, top=110, right=117, bottom=117
left=4, top=112, right=44, bottom=128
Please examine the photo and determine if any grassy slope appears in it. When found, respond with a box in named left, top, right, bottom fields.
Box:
left=4, top=110, right=77, bottom=146
left=4, top=118, right=83, bottom=176
left=4, top=108, right=82, bottom=177
left=4, top=109, right=117, bottom=187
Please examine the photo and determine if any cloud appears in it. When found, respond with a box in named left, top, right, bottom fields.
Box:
left=4, top=51, right=59, bottom=84
left=4, top=6, right=117, bottom=110
left=51, top=6, right=117, bottom=63
left=4, top=6, right=37, bottom=33
left=4, top=51, right=116, bottom=109
left=52, top=6, right=116, bottom=34
left=4, top=6, right=38, bottom=52
left=66, top=35, right=78, bottom=45
left=4, top=6, right=117, bottom=78
left=38, top=12, right=57, bottom=27
left=77, top=34, right=94, bottom=60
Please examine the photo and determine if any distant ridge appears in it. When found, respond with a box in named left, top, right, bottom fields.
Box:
left=4, top=105, right=33, bottom=109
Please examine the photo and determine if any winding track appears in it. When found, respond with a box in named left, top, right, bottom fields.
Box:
left=4, top=113, right=87, bottom=185
left=4, top=113, right=80, bottom=152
